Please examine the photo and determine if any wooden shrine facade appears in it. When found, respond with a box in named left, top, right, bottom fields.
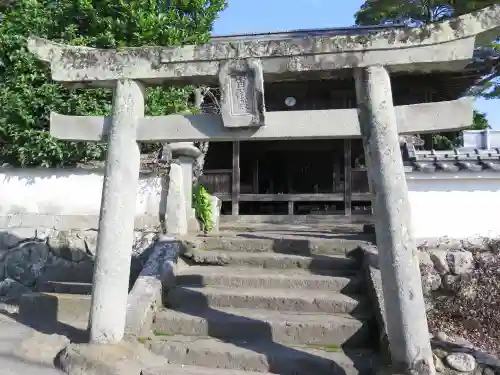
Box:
left=198, top=69, right=480, bottom=220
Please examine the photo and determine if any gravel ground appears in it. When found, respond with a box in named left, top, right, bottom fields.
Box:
left=427, top=250, right=500, bottom=356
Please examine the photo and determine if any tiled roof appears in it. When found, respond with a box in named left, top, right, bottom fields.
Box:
left=211, top=24, right=404, bottom=42
left=403, top=145, right=500, bottom=173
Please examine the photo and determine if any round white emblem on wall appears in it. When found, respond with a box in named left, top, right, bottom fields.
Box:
left=284, top=96, right=297, bottom=107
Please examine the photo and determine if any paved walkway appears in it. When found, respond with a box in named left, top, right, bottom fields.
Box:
left=0, top=306, right=64, bottom=375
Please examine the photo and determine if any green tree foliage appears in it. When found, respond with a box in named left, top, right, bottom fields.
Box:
left=355, top=0, right=498, bottom=25
left=420, top=110, right=491, bottom=149
left=354, top=0, right=498, bottom=101
left=0, top=0, right=227, bottom=167
left=354, top=0, right=498, bottom=148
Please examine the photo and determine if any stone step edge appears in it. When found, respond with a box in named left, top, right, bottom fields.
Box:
left=143, top=363, right=274, bottom=375
left=19, top=292, right=91, bottom=327
left=169, top=285, right=366, bottom=301
left=154, top=306, right=372, bottom=325
left=152, top=307, right=372, bottom=347
left=181, top=249, right=359, bottom=269
left=146, top=335, right=374, bottom=356
left=38, top=280, right=93, bottom=294
left=145, top=336, right=377, bottom=375
left=176, top=267, right=363, bottom=291
left=166, top=286, right=369, bottom=315
left=182, top=236, right=370, bottom=254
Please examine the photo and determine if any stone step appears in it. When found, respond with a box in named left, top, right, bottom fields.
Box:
left=166, top=286, right=368, bottom=315
left=19, top=292, right=90, bottom=326
left=176, top=266, right=362, bottom=292
left=144, top=364, right=274, bottom=375
left=182, top=250, right=358, bottom=271
left=153, top=307, right=371, bottom=347
left=189, top=232, right=373, bottom=255
left=145, top=335, right=377, bottom=375
left=38, top=281, right=93, bottom=295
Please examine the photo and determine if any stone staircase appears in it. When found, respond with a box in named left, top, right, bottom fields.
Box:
left=143, top=229, right=379, bottom=375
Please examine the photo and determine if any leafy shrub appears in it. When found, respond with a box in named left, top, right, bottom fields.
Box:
left=0, top=0, right=226, bottom=167
left=193, top=184, right=213, bottom=233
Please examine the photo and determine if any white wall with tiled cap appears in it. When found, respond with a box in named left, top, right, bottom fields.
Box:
left=461, top=130, right=500, bottom=150
left=407, top=172, right=500, bottom=239
left=1, top=167, right=500, bottom=239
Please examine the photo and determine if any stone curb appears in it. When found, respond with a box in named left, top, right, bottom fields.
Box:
left=125, top=236, right=181, bottom=338
left=56, top=341, right=168, bottom=375
left=358, top=244, right=391, bottom=362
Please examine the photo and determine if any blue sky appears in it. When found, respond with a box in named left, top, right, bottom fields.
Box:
left=213, top=0, right=500, bottom=129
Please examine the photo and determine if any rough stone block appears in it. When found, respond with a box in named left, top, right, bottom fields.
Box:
left=209, top=195, right=221, bottom=232
left=125, top=237, right=181, bottom=337
left=218, top=59, right=265, bottom=128
left=429, top=249, right=450, bottom=275
left=166, top=163, right=187, bottom=236
left=19, top=292, right=91, bottom=326
left=447, top=251, right=474, bottom=275
left=56, top=341, right=168, bottom=375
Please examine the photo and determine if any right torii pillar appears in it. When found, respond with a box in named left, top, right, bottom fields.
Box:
left=355, top=65, right=434, bottom=374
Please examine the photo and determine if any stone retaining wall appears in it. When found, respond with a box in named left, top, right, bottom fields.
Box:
left=0, top=228, right=159, bottom=303
left=362, top=242, right=500, bottom=375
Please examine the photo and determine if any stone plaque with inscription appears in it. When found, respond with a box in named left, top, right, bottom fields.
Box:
left=218, top=59, right=265, bottom=128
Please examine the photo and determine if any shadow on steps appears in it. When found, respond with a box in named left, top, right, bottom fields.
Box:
left=151, top=288, right=378, bottom=375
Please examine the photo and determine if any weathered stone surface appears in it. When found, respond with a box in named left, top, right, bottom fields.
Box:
left=165, top=162, right=187, bottom=236
left=355, top=64, right=433, bottom=373
left=436, top=332, right=448, bottom=342
left=27, top=5, right=500, bottom=83
left=50, top=99, right=474, bottom=142
left=89, top=78, right=145, bottom=345
left=434, top=353, right=448, bottom=373
left=446, top=353, right=476, bottom=372
left=47, top=230, right=95, bottom=261
left=447, top=251, right=475, bottom=275
left=13, top=331, right=70, bottom=368
left=429, top=249, right=451, bottom=275
left=125, top=236, right=181, bottom=337
left=0, top=229, right=36, bottom=249
left=419, top=251, right=434, bottom=268
left=169, top=143, right=201, bottom=233
left=434, top=348, right=450, bottom=359
left=209, top=195, right=221, bottom=233
left=4, top=241, right=49, bottom=286
left=421, top=269, right=442, bottom=294
left=19, top=292, right=91, bottom=326
left=57, top=341, right=168, bottom=375
left=0, top=278, right=31, bottom=301
left=132, top=230, right=158, bottom=258
left=0, top=228, right=159, bottom=295
left=218, top=59, right=265, bottom=128
left=443, top=274, right=461, bottom=292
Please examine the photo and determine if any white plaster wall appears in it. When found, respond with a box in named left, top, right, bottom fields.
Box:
left=0, top=169, right=163, bottom=216
left=407, top=173, right=500, bottom=239
left=2, top=168, right=500, bottom=239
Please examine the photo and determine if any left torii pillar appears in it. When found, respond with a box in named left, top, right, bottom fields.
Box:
left=87, top=79, right=145, bottom=343
left=28, top=39, right=146, bottom=343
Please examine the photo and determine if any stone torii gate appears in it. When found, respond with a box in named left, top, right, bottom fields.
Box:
left=29, top=5, right=500, bottom=375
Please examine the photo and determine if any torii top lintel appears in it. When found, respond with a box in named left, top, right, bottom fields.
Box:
left=28, top=5, right=500, bottom=86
